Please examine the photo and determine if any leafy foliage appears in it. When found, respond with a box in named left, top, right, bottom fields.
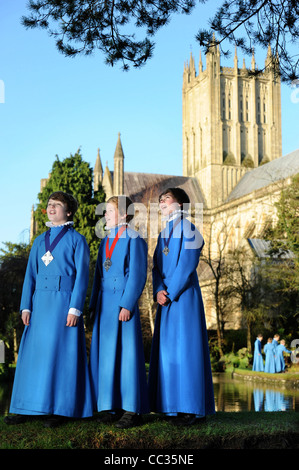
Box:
left=22, top=0, right=200, bottom=70
left=0, top=243, right=30, bottom=361
left=197, top=0, right=299, bottom=81
left=33, top=149, right=105, bottom=261
left=22, top=0, right=299, bottom=80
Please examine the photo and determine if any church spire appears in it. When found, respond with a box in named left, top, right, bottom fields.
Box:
left=234, top=45, right=238, bottom=70
left=199, top=50, right=203, bottom=74
left=251, top=48, right=256, bottom=71
left=94, top=148, right=103, bottom=191
left=102, top=161, right=113, bottom=200
left=265, top=43, right=273, bottom=70
left=113, top=133, right=124, bottom=196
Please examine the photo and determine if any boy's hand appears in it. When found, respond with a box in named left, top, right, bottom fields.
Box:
left=119, top=307, right=131, bottom=322
left=66, top=314, right=79, bottom=327
left=21, top=311, right=31, bottom=326
left=157, top=290, right=170, bottom=306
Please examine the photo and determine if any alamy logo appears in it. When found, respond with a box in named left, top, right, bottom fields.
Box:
left=0, top=80, right=4, bottom=103
left=290, top=339, right=299, bottom=364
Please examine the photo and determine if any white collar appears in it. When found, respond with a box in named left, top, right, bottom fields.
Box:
left=45, top=221, right=74, bottom=228
left=162, top=209, right=189, bottom=222
left=104, top=222, right=128, bottom=231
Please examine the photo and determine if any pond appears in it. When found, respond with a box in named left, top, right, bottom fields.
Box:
left=213, top=372, right=299, bottom=412
left=0, top=373, right=298, bottom=416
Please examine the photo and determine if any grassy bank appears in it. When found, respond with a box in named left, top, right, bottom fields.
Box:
left=0, top=411, right=298, bottom=450
left=231, top=368, right=299, bottom=388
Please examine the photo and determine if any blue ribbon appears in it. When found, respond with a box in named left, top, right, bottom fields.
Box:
left=45, top=225, right=70, bottom=254
left=163, top=215, right=183, bottom=250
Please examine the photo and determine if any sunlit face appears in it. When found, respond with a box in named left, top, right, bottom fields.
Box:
left=105, top=202, right=126, bottom=228
left=159, top=193, right=181, bottom=217
left=47, top=199, right=71, bottom=226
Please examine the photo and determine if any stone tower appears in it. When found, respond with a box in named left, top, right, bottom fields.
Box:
left=113, top=132, right=124, bottom=196
left=93, top=148, right=103, bottom=191
left=182, top=40, right=282, bottom=208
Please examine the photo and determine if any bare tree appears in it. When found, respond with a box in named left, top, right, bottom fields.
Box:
left=200, top=217, right=234, bottom=356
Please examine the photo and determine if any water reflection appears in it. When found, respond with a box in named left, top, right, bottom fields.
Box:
left=212, top=373, right=298, bottom=412
left=0, top=373, right=298, bottom=415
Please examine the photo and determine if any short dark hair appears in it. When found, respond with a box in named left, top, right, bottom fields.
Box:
left=159, top=187, right=190, bottom=207
left=47, top=191, right=78, bottom=221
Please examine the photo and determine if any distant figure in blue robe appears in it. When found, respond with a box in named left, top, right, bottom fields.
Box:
left=5, top=192, right=93, bottom=427
left=252, top=334, right=264, bottom=372
left=89, top=196, right=149, bottom=429
left=273, top=334, right=280, bottom=350
left=264, top=338, right=276, bottom=373
left=275, top=340, right=291, bottom=373
left=148, top=188, right=215, bottom=426
left=272, top=334, right=280, bottom=358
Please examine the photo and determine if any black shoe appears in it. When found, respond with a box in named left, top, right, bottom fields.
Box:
left=4, top=414, right=32, bottom=425
left=43, top=415, right=66, bottom=428
left=115, top=411, right=141, bottom=429
left=96, top=410, right=123, bottom=424
left=172, top=413, right=206, bottom=426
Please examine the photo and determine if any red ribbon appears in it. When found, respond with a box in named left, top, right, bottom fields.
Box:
left=105, top=225, right=126, bottom=261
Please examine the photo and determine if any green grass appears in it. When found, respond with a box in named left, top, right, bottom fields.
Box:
left=0, top=412, right=298, bottom=450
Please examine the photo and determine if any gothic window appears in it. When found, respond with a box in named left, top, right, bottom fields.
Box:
left=222, top=93, right=226, bottom=120
left=246, top=97, right=249, bottom=121
left=257, top=98, right=261, bottom=123
left=263, top=101, right=266, bottom=123
left=223, top=125, right=228, bottom=156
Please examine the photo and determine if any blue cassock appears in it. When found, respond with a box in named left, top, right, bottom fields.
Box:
left=252, top=338, right=264, bottom=372
left=89, top=227, right=149, bottom=414
left=264, top=343, right=276, bottom=373
left=148, top=215, right=215, bottom=417
left=9, top=225, right=93, bottom=418
left=275, top=344, right=291, bottom=372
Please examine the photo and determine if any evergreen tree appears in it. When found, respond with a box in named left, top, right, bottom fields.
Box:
left=0, top=243, right=30, bottom=362
left=261, top=174, right=299, bottom=339
left=22, top=0, right=299, bottom=80
left=266, top=174, right=299, bottom=291
left=33, top=150, right=105, bottom=261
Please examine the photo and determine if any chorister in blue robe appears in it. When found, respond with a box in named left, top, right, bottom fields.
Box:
left=9, top=224, right=93, bottom=418
left=148, top=214, right=215, bottom=417
left=252, top=338, right=264, bottom=372
left=89, top=226, right=149, bottom=414
left=264, top=341, right=276, bottom=373
left=275, top=343, right=291, bottom=372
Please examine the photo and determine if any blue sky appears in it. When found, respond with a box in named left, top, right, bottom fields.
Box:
left=0, top=1, right=298, bottom=249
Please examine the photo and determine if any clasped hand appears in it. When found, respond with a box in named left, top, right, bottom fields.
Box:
left=157, top=290, right=170, bottom=306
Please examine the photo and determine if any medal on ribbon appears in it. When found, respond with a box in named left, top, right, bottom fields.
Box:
left=162, top=215, right=183, bottom=256
left=41, top=225, right=70, bottom=266
left=41, top=250, right=54, bottom=266
left=103, top=225, right=126, bottom=271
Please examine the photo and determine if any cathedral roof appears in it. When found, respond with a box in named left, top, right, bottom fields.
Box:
left=226, top=149, right=299, bottom=202
left=123, top=172, right=207, bottom=207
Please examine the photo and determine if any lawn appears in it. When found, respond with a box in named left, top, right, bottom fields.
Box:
left=0, top=411, right=298, bottom=450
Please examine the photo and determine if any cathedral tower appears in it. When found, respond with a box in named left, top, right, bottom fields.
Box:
left=182, top=41, right=282, bottom=208
left=94, top=148, right=103, bottom=191
left=113, top=132, right=124, bottom=196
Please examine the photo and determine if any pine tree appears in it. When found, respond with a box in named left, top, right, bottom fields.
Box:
left=33, top=149, right=105, bottom=261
